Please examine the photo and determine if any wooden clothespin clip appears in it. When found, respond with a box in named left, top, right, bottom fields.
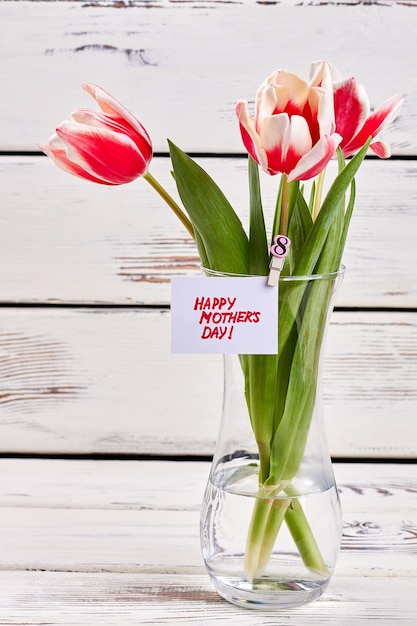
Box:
left=268, top=235, right=291, bottom=287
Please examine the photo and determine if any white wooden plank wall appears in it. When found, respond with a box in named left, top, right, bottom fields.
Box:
left=0, top=0, right=416, bottom=458
left=1, top=0, right=416, bottom=155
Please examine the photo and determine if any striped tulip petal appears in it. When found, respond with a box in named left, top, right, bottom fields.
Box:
left=288, top=133, right=341, bottom=182
left=56, top=121, right=149, bottom=185
left=333, top=78, right=370, bottom=148
left=38, top=137, right=111, bottom=185
left=341, top=93, right=405, bottom=157
left=82, top=83, right=152, bottom=155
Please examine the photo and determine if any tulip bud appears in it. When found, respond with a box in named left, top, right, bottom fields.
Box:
left=39, top=84, right=152, bottom=185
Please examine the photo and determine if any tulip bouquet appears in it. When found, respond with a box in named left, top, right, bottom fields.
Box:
left=40, top=62, right=403, bottom=582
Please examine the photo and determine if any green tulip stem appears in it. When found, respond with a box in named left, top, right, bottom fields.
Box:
left=144, top=171, right=195, bottom=239
left=244, top=479, right=331, bottom=580
left=311, top=168, right=326, bottom=222
left=278, top=174, right=290, bottom=235
left=244, top=486, right=291, bottom=580
left=284, top=497, right=330, bottom=575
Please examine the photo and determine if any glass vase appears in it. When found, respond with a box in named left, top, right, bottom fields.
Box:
left=200, top=268, right=344, bottom=610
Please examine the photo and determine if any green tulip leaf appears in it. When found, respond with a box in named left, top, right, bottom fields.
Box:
left=168, top=140, right=249, bottom=274
left=294, top=138, right=371, bottom=277
left=248, top=156, right=269, bottom=276
left=286, top=186, right=313, bottom=274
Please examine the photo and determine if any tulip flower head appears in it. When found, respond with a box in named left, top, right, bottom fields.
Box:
left=236, top=62, right=342, bottom=182
left=39, top=84, right=153, bottom=185
left=332, top=74, right=405, bottom=158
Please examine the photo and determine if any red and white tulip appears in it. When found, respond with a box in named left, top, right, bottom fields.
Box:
left=332, top=75, right=404, bottom=158
left=236, top=62, right=341, bottom=181
left=39, top=84, right=152, bottom=185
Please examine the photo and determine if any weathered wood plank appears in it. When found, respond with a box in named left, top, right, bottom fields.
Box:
left=0, top=0, right=414, bottom=153
left=0, top=460, right=416, bottom=624
left=0, top=309, right=415, bottom=457
left=0, top=571, right=416, bottom=625
left=1, top=156, right=416, bottom=307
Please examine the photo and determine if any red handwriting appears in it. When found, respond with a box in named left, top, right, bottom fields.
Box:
left=199, top=311, right=260, bottom=324
left=194, top=296, right=260, bottom=340
left=194, top=296, right=236, bottom=311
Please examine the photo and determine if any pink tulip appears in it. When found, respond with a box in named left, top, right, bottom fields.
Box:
left=236, top=63, right=341, bottom=181
left=332, top=74, right=404, bottom=158
left=39, top=84, right=152, bottom=185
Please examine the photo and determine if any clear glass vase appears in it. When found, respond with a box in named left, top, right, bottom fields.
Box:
left=200, top=268, right=344, bottom=610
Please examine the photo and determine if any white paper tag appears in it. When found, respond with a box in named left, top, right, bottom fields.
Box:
left=171, top=276, right=278, bottom=354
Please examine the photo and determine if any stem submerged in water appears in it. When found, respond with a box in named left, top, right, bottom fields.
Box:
left=285, top=497, right=330, bottom=575
left=244, top=483, right=330, bottom=580
left=244, top=485, right=290, bottom=580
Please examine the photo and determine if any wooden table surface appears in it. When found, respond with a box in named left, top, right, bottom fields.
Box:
left=1, top=459, right=416, bottom=625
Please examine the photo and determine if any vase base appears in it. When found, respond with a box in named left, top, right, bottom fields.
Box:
left=209, top=574, right=329, bottom=610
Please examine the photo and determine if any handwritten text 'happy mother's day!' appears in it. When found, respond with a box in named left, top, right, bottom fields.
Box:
left=194, top=296, right=261, bottom=340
